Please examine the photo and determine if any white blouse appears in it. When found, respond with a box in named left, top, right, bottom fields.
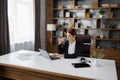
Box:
left=68, top=41, right=76, bottom=54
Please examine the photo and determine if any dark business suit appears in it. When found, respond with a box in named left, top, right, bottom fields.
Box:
left=58, top=40, right=83, bottom=58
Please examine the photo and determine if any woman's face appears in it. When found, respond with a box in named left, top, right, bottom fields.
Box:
left=66, top=32, right=76, bottom=41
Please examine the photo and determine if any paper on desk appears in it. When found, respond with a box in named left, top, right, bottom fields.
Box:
left=16, top=52, right=36, bottom=61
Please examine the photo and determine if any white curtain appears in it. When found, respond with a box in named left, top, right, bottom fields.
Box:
left=8, top=0, right=35, bottom=52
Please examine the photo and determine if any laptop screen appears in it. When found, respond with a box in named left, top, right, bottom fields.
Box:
left=39, top=49, right=60, bottom=60
left=39, top=49, right=51, bottom=60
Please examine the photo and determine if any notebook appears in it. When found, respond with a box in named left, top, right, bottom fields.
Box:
left=39, top=49, right=60, bottom=60
left=72, top=62, right=90, bottom=68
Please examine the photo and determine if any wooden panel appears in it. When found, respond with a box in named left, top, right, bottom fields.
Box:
left=116, top=65, right=120, bottom=80
left=46, top=0, right=54, bottom=52
left=46, top=32, right=52, bottom=52
left=47, top=0, right=53, bottom=23
left=0, top=64, right=92, bottom=80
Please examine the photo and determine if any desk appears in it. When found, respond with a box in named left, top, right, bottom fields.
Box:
left=0, top=50, right=118, bottom=80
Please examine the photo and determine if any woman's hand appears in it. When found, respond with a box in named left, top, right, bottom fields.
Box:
left=58, top=37, right=66, bottom=45
left=54, top=53, right=64, bottom=57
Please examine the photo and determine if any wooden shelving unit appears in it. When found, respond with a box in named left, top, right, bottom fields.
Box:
left=47, top=0, right=120, bottom=52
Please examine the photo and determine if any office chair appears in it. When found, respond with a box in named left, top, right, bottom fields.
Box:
left=76, top=34, right=91, bottom=57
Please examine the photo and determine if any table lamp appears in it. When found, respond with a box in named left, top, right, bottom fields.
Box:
left=47, top=24, right=56, bottom=52
left=47, top=24, right=56, bottom=31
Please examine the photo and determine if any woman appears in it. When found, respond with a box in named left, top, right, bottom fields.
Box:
left=54, top=28, right=83, bottom=58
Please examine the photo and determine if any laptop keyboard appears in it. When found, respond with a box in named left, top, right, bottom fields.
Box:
left=49, top=55, right=60, bottom=60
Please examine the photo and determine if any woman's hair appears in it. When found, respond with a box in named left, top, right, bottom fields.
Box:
left=67, top=27, right=76, bottom=36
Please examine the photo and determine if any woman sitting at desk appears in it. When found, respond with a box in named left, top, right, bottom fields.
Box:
left=54, top=28, right=83, bottom=58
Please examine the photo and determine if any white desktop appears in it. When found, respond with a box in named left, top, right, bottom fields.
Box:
left=0, top=50, right=118, bottom=80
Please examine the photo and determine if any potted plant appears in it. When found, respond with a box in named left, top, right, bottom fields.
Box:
left=91, top=49, right=105, bottom=67
left=91, top=49, right=105, bottom=58
left=99, top=9, right=106, bottom=18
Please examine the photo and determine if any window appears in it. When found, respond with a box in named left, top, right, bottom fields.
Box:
left=8, top=0, right=35, bottom=52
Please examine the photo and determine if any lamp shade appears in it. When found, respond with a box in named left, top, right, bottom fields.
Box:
left=47, top=24, right=56, bottom=31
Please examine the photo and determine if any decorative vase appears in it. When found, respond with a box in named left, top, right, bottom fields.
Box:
left=99, top=15, right=103, bottom=18
left=93, top=59, right=99, bottom=67
left=100, top=32, right=104, bottom=39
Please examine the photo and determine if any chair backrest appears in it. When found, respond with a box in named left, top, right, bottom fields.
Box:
left=76, top=34, right=91, bottom=57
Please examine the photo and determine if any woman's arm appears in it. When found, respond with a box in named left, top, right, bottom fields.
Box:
left=57, top=37, right=67, bottom=54
left=58, top=44, right=64, bottom=54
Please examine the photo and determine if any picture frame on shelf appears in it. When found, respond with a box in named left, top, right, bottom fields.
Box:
left=65, top=12, right=70, bottom=18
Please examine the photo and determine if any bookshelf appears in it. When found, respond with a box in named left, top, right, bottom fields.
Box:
left=47, top=0, right=120, bottom=52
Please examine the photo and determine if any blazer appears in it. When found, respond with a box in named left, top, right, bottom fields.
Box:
left=58, top=40, right=83, bottom=58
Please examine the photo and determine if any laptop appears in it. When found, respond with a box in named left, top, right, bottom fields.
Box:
left=39, top=49, right=60, bottom=60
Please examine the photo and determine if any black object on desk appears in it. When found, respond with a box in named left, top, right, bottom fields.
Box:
left=72, top=62, right=90, bottom=68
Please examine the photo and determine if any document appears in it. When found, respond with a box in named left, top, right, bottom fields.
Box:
left=16, top=52, right=36, bottom=61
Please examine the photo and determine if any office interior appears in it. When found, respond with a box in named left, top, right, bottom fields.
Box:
left=0, top=0, right=120, bottom=80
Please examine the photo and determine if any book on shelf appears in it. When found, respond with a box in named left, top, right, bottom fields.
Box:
left=56, top=29, right=63, bottom=37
